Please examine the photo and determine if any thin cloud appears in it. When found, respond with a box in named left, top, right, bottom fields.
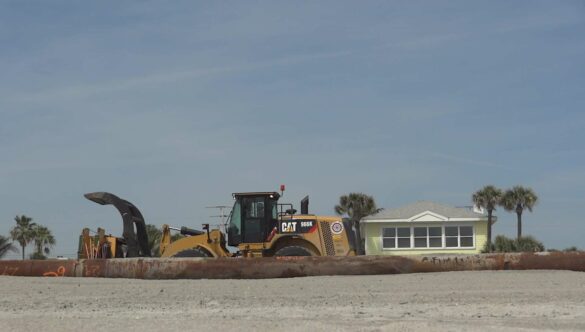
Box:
left=7, top=49, right=354, bottom=104
left=5, top=30, right=466, bottom=105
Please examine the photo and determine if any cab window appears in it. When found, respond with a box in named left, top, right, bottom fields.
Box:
left=228, top=200, right=241, bottom=237
left=271, top=200, right=278, bottom=219
left=245, top=198, right=265, bottom=218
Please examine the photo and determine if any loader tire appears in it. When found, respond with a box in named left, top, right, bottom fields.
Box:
left=274, top=245, right=314, bottom=257
left=172, top=248, right=211, bottom=257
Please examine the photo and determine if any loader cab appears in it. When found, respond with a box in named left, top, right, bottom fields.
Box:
left=227, top=192, right=280, bottom=246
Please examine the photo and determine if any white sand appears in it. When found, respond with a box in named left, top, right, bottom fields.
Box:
left=1, top=270, right=585, bottom=331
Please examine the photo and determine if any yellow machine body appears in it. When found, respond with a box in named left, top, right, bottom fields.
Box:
left=159, top=226, right=230, bottom=258
left=157, top=214, right=355, bottom=258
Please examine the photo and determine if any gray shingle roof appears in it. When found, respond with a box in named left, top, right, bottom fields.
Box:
left=362, top=201, right=485, bottom=221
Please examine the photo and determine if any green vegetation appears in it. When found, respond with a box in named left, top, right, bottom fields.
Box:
left=490, top=235, right=544, bottom=252
left=0, top=235, right=17, bottom=259
left=472, top=186, right=503, bottom=253
left=146, top=224, right=162, bottom=257
left=501, top=186, right=538, bottom=239
left=492, top=235, right=514, bottom=252
left=30, top=225, right=56, bottom=259
left=10, top=215, right=56, bottom=260
left=549, top=246, right=581, bottom=252
left=335, top=192, right=381, bottom=255
left=10, top=215, right=37, bottom=260
left=473, top=185, right=541, bottom=252
left=563, top=246, right=579, bottom=252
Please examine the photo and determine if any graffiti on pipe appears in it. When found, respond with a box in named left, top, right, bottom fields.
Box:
left=1, top=266, right=19, bottom=276
left=275, top=256, right=307, bottom=261
left=421, top=255, right=485, bottom=267
left=84, top=265, right=101, bottom=277
left=43, top=266, right=66, bottom=277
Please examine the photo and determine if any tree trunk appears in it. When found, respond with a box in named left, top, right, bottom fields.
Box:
left=487, top=209, right=493, bottom=253
left=516, top=205, right=523, bottom=240
left=353, top=220, right=364, bottom=255
left=21, top=244, right=25, bottom=260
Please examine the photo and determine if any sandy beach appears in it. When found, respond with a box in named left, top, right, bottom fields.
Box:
left=1, top=270, right=584, bottom=331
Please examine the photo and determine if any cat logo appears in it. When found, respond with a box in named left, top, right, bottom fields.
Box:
left=281, top=221, right=297, bottom=233
left=330, top=221, right=344, bottom=235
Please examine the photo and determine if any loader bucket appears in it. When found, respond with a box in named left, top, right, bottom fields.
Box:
left=84, top=192, right=111, bottom=205
left=84, top=192, right=151, bottom=258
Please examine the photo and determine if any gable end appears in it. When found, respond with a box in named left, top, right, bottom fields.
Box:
left=409, top=211, right=448, bottom=222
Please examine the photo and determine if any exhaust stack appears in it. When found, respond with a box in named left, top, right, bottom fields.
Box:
left=301, top=196, right=309, bottom=214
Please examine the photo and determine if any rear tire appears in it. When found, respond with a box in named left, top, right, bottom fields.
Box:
left=172, top=248, right=211, bottom=257
left=274, top=245, right=314, bottom=256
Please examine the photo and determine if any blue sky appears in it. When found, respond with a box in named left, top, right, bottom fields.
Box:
left=1, top=1, right=584, bottom=258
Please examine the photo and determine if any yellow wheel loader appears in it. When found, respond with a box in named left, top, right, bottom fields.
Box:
left=79, top=191, right=357, bottom=258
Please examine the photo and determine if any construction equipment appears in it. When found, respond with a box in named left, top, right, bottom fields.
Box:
left=79, top=190, right=357, bottom=258
left=78, top=192, right=151, bottom=259
left=78, top=227, right=121, bottom=259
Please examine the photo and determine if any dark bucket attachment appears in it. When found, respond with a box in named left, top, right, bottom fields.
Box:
left=84, top=192, right=151, bottom=257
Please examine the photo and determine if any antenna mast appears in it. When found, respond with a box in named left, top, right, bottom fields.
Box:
left=205, top=205, right=232, bottom=232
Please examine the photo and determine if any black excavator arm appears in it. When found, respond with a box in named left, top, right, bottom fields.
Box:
left=84, top=192, right=151, bottom=257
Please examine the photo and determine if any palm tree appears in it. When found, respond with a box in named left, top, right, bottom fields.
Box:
left=472, top=186, right=503, bottom=253
left=0, top=235, right=17, bottom=259
left=10, top=215, right=37, bottom=260
left=501, top=186, right=538, bottom=240
left=31, top=225, right=56, bottom=259
left=334, top=193, right=381, bottom=255
left=146, top=224, right=162, bottom=257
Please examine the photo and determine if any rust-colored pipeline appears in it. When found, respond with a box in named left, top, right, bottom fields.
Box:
left=1, top=252, right=584, bottom=279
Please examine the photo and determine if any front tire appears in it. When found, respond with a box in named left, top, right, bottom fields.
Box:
left=274, top=245, right=314, bottom=256
left=172, top=248, right=211, bottom=257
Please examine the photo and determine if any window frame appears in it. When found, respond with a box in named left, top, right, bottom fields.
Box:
left=381, top=224, right=475, bottom=250
left=445, top=225, right=474, bottom=249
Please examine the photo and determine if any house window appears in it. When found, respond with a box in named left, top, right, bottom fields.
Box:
left=397, top=227, right=410, bottom=248
left=382, top=228, right=395, bottom=248
left=414, top=226, right=443, bottom=248
left=460, top=226, right=473, bottom=247
left=414, top=227, right=427, bottom=248
left=445, top=226, right=458, bottom=247
left=382, top=225, right=474, bottom=249
left=429, top=227, right=442, bottom=247
left=381, top=227, right=411, bottom=248
left=445, top=226, right=474, bottom=248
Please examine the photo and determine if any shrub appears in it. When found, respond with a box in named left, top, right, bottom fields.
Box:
left=481, top=241, right=494, bottom=253
left=494, top=235, right=516, bottom=252
left=491, top=235, right=545, bottom=253
left=515, top=236, right=545, bottom=252
left=29, top=252, right=47, bottom=260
